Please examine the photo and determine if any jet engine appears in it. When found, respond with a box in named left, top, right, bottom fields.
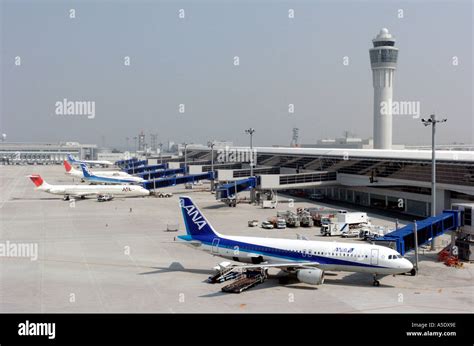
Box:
left=296, top=268, right=325, bottom=285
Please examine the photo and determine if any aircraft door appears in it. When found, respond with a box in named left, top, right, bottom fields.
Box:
left=370, top=249, right=379, bottom=265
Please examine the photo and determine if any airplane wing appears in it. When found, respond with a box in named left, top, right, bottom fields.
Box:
left=70, top=192, right=99, bottom=197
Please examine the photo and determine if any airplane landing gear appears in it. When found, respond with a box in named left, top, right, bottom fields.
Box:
left=63, top=195, right=70, bottom=201
left=372, top=274, right=380, bottom=287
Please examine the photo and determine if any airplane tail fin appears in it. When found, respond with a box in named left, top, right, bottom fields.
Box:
left=67, top=154, right=76, bottom=163
left=179, top=196, right=220, bottom=238
left=28, top=174, right=46, bottom=187
left=80, top=163, right=93, bottom=178
left=63, top=160, right=73, bottom=173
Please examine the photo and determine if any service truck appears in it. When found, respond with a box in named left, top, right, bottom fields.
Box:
left=262, top=200, right=277, bottom=209
left=320, top=212, right=369, bottom=236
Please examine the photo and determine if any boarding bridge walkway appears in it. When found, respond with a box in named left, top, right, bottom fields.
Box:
left=373, top=210, right=463, bottom=255
left=143, top=172, right=215, bottom=190
left=137, top=168, right=185, bottom=180
left=126, top=163, right=168, bottom=175
left=124, top=160, right=148, bottom=169
left=216, top=177, right=258, bottom=199
left=115, top=158, right=138, bottom=167
left=215, top=171, right=337, bottom=200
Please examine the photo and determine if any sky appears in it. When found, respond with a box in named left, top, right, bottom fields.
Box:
left=1, top=0, right=472, bottom=149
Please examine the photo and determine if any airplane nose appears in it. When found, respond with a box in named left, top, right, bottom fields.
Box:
left=404, top=259, right=413, bottom=270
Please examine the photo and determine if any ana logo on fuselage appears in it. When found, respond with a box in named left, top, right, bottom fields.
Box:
left=335, top=247, right=355, bottom=253
left=182, top=204, right=207, bottom=230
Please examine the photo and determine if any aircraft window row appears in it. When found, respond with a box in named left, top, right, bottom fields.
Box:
left=311, top=252, right=368, bottom=258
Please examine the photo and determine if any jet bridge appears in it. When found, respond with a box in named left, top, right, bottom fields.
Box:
left=373, top=210, right=463, bottom=255
left=215, top=177, right=258, bottom=199
left=115, top=157, right=138, bottom=167
left=143, top=172, right=215, bottom=190
left=215, top=171, right=337, bottom=200
left=125, top=163, right=168, bottom=174
left=125, top=159, right=148, bottom=169
left=137, top=168, right=185, bottom=180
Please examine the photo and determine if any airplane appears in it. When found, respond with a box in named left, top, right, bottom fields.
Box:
left=63, top=160, right=138, bottom=181
left=176, top=196, right=414, bottom=287
left=28, top=174, right=150, bottom=200
left=66, top=154, right=113, bottom=167
left=80, top=163, right=145, bottom=185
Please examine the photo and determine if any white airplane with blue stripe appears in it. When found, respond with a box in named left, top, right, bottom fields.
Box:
left=177, top=197, right=414, bottom=287
left=80, top=164, right=145, bottom=185
left=67, top=154, right=113, bottom=167
left=64, top=160, right=137, bottom=180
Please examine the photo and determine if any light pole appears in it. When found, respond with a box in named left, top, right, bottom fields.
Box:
left=183, top=143, right=188, bottom=175
left=421, top=114, right=447, bottom=250
left=159, top=143, right=163, bottom=164
left=245, top=128, right=255, bottom=177
left=208, top=141, right=216, bottom=191
left=245, top=128, right=256, bottom=203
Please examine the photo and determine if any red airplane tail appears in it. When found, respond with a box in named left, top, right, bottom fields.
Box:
left=28, top=174, right=44, bottom=187
left=63, top=160, right=72, bottom=172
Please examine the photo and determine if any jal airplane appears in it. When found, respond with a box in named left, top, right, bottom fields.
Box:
left=63, top=160, right=137, bottom=180
left=80, top=164, right=145, bottom=185
left=177, top=197, right=413, bottom=287
left=28, top=174, right=149, bottom=200
left=67, top=154, right=113, bottom=167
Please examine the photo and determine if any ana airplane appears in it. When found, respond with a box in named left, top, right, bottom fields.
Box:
left=177, top=197, right=414, bottom=287
left=28, top=174, right=149, bottom=200
left=80, top=164, right=145, bottom=185
left=67, top=154, right=113, bottom=167
left=63, top=160, right=137, bottom=180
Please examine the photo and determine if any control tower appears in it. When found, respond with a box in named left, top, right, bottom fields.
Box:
left=369, top=28, right=399, bottom=149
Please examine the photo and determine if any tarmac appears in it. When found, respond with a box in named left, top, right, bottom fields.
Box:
left=0, top=165, right=472, bottom=313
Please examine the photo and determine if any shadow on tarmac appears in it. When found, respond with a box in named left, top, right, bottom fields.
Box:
left=139, top=261, right=212, bottom=276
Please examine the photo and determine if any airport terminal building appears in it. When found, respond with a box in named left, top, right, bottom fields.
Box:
left=185, top=146, right=474, bottom=218
left=0, top=142, right=98, bottom=165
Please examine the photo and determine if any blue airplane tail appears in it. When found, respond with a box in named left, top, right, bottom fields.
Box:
left=80, top=163, right=93, bottom=178
left=179, top=196, right=219, bottom=238
left=67, top=154, right=77, bottom=163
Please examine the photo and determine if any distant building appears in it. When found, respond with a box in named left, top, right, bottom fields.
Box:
left=0, top=141, right=97, bottom=165
left=301, top=137, right=374, bottom=149
left=97, top=151, right=131, bottom=162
